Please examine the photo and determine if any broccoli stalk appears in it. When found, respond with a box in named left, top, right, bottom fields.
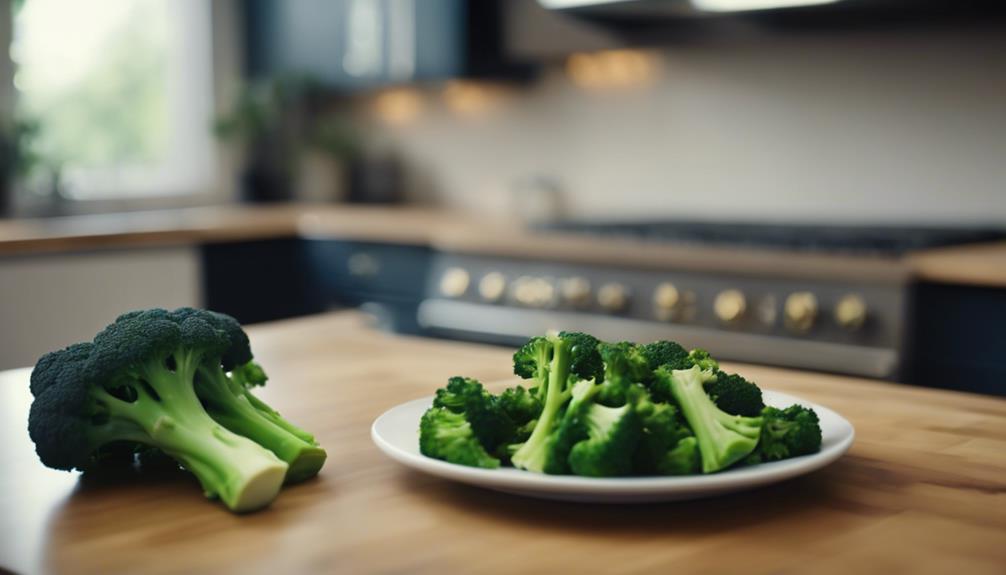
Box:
left=663, top=365, right=762, bottom=473
left=196, top=363, right=326, bottom=484
left=510, top=336, right=575, bottom=473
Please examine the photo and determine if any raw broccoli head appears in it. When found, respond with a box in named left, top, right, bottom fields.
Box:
left=705, top=371, right=765, bottom=417
left=746, top=405, right=822, bottom=464
left=419, top=407, right=500, bottom=469
left=497, top=385, right=542, bottom=425
left=26, top=307, right=329, bottom=511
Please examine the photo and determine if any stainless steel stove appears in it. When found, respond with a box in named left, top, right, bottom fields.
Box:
left=417, top=221, right=1005, bottom=379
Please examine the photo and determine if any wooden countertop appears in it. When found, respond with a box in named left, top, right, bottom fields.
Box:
left=907, top=241, right=1006, bottom=289
left=0, top=205, right=465, bottom=256
left=2, top=311, right=1004, bottom=574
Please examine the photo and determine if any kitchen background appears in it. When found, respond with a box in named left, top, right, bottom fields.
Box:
left=0, top=0, right=1003, bottom=394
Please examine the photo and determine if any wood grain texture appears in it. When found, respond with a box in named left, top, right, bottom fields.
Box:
left=1, top=311, right=1005, bottom=575
left=908, top=241, right=1006, bottom=288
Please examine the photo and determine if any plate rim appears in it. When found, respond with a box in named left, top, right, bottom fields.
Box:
left=371, top=389, right=854, bottom=496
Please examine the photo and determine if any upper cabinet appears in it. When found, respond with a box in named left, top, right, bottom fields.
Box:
left=245, top=0, right=531, bottom=89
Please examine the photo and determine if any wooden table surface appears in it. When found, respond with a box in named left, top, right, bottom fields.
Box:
left=2, top=312, right=1004, bottom=574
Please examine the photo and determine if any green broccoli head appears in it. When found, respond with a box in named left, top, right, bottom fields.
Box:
left=659, top=365, right=762, bottom=473
left=419, top=407, right=500, bottom=469
left=705, top=371, right=765, bottom=417
left=28, top=309, right=291, bottom=512
left=497, top=385, right=543, bottom=425
left=746, top=405, right=822, bottom=464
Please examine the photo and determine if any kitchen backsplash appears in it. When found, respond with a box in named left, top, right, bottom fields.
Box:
left=355, top=26, right=1005, bottom=225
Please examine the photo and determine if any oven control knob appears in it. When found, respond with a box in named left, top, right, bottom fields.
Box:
left=784, top=291, right=819, bottom=332
left=714, top=289, right=747, bottom=324
left=439, top=267, right=470, bottom=298
left=835, top=294, right=867, bottom=331
left=512, top=276, right=555, bottom=308
left=597, top=283, right=629, bottom=313
left=653, top=282, right=681, bottom=320
left=478, top=272, right=506, bottom=303
left=561, top=277, right=592, bottom=308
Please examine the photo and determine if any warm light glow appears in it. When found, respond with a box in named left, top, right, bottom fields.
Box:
left=441, top=81, right=504, bottom=117
left=372, top=88, right=424, bottom=126
left=692, top=0, right=840, bottom=12
left=565, top=50, right=658, bottom=90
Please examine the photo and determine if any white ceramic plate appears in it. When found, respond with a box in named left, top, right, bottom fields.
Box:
left=371, top=390, right=854, bottom=503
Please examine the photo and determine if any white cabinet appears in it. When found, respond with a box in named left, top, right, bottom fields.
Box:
left=0, top=247, right=201, bottom=369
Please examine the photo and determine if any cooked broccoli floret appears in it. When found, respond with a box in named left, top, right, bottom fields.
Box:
left=705, top=371, right=765, bottom=417
left=419, top=408, right=500, bottom=469
left=632, top=395, right=699, bottom=475
left=641, top=340, right=691, bottom=376
left=28, top=309, right=290, bottom=512
left=567, top=400, right=640, bottom=477
left=510, top=333, right=601, bottom=473
left=432, top=376, right=515, bottom=451
left=497, top=385, right=542, bottom=425
left=595, top=341, right=650, bottom=406
left=661, top=364, right=762, bottom=473
left=746, top=405, right=822, bottom=464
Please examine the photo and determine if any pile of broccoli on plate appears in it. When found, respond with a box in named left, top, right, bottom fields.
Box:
left=27, top=308, right=326, bottom=513
left=419, top=332, right=822, bottom=476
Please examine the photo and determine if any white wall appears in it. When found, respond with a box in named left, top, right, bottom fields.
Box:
left=361, top=26, right=1006, bottom=225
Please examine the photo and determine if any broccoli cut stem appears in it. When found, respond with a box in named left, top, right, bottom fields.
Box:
left=95, top=351, right=288, bottom=512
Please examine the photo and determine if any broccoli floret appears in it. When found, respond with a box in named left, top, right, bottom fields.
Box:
left=648, top=347, right=718, bottom=402
left=661, top=437, right=700, bottom=475
left=746, top=405, right=822, bottom=464
left=705, top=371, right=765, bottom=417
left=595, top=341, right=649, bottom=406
left=632, top=395, right=699, bottom=475
left=419, top=408, right=500, bottom=469
left=511, top=333, right=600, bottom=473
left=28, top=309, right=289, bottom=512
left=661, top=365, right=762, bottom=473
left=432, top=376, right=515, bottom=451
left=641, top=340, right=690, bottom=376
left=567, top=401, right=640, bottom=477
left=513, top=336, right=552, bottom=403
left=498, top=385, right=542, bottom=425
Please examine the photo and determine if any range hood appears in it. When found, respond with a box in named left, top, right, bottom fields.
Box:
left=536, top=0, right=1006, bottom=23
left=538, top=0, right=841, bottom=17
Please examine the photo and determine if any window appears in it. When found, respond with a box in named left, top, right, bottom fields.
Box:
left=11, top=0, right=216, bottom=200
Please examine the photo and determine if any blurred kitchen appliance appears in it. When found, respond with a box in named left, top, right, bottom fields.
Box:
left=417, top=221, right=1005, bottom=379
